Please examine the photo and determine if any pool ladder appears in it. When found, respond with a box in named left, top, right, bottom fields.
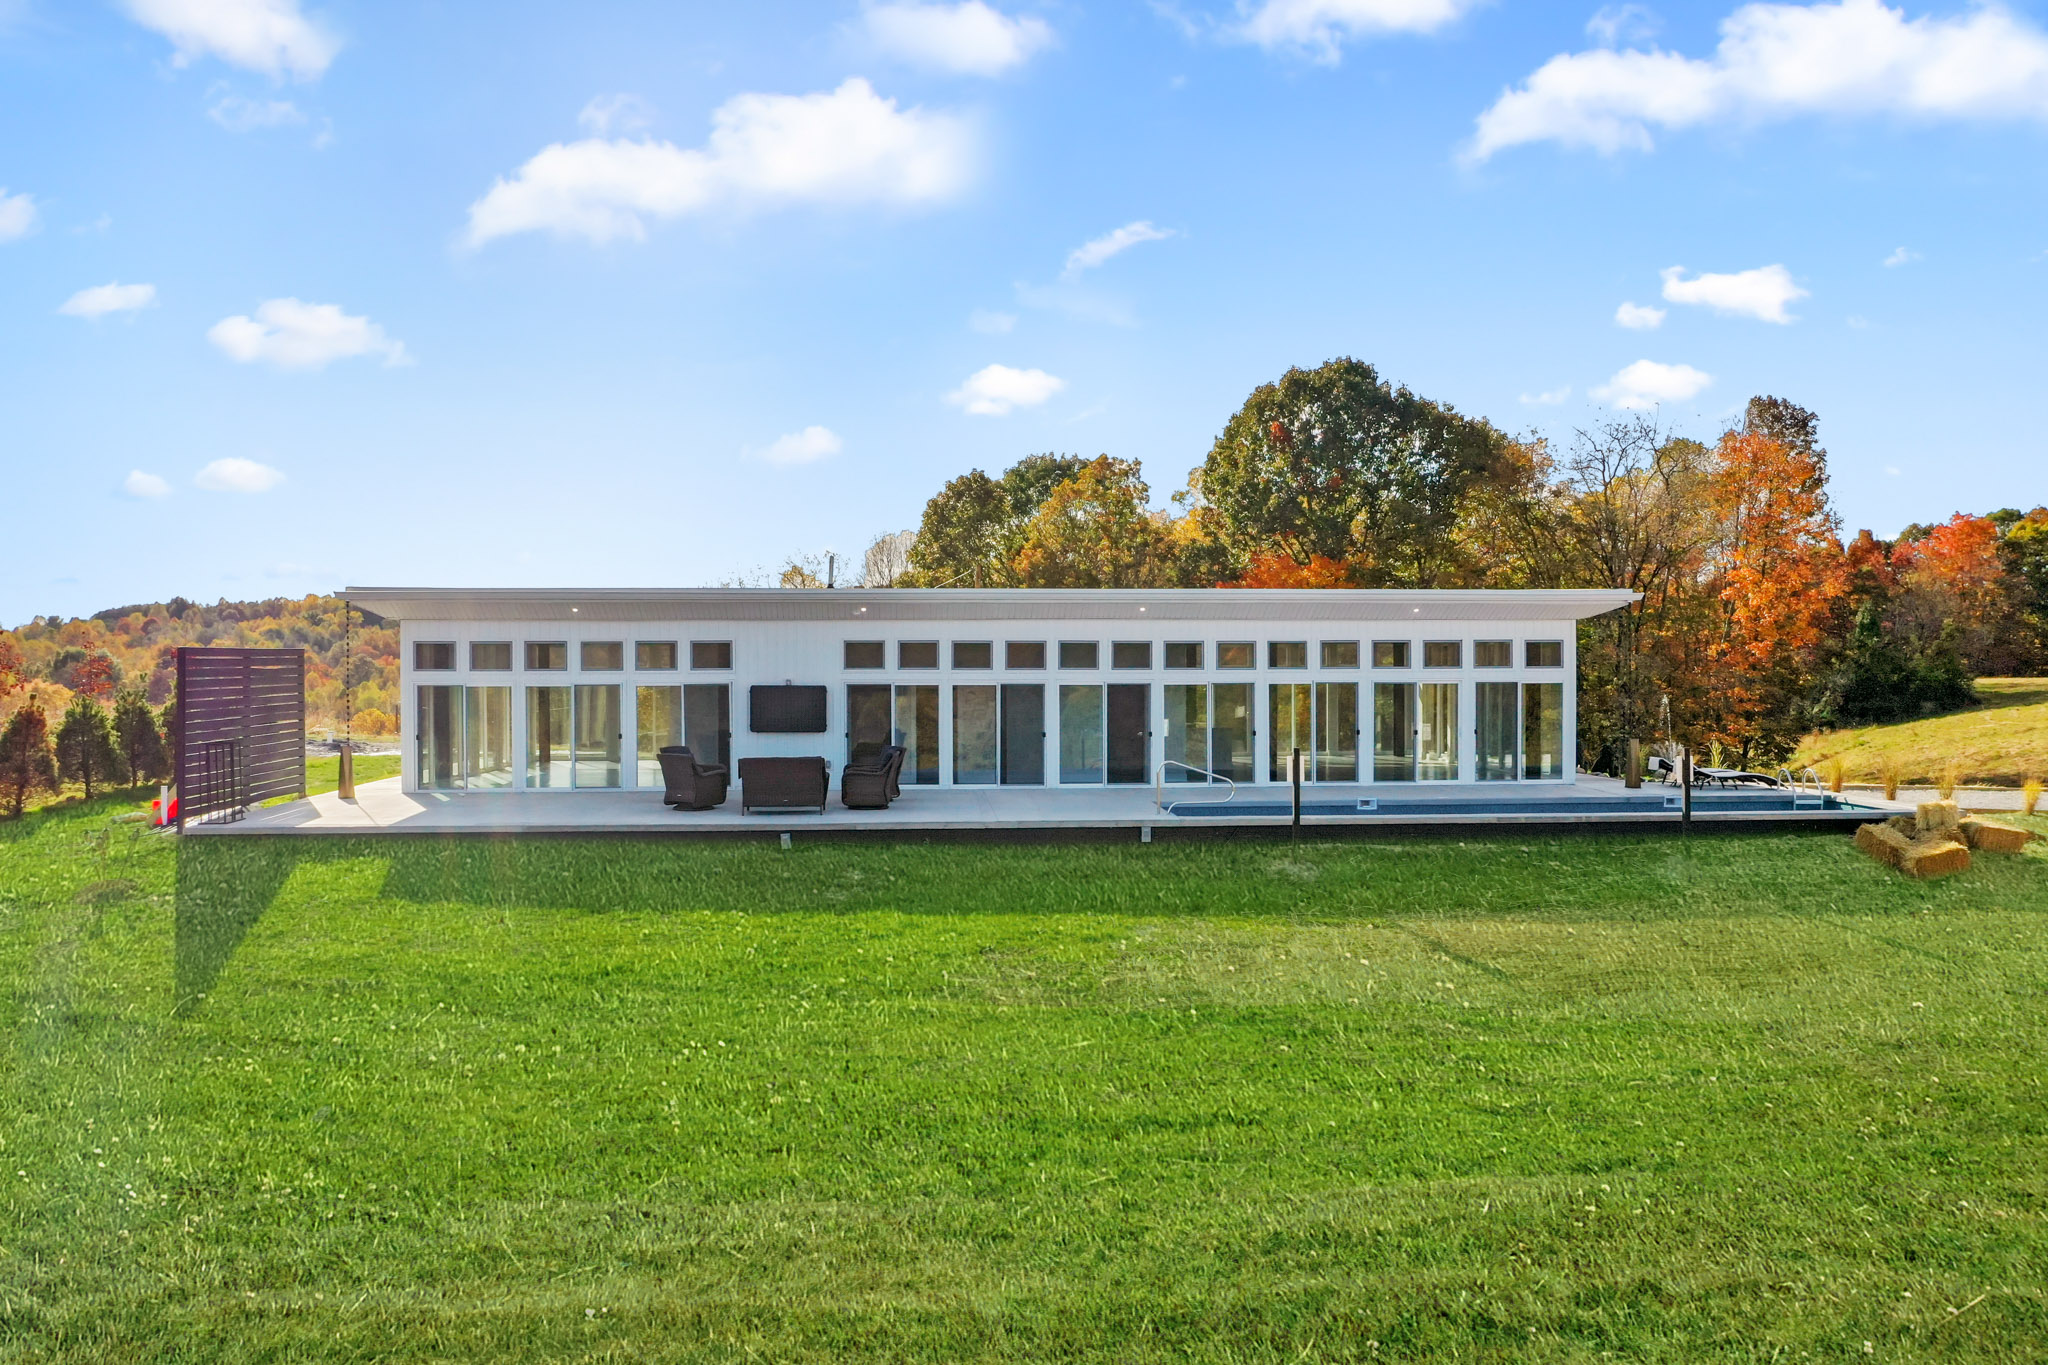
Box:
left=1779, top=766, right=1828, bottom=808
left=1154, top=760, right=1238, bottom=814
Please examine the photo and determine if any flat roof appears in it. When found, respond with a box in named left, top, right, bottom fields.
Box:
left=342, top=586, right=1640, bottom=624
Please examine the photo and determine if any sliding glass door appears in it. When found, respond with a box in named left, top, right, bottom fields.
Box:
left=683, top=684, right=729, bottom=769
left=637, top=685, right=682, bottom=787
left=1476, top=682, right=1518, bottom=781
left=417, top=685, right=462, bottom=790
left=525, top=686, right=572, bottom=788
left=848, top=684, right=892, bottom=767
left=1524, top=682, right=1565, bottom=780
left=464, top=686, right=513, bottom=788
left=1106, top=685, right=1148, bottom=784
left=1313, top=682, right=1358, bottom=782
left=1163, top=684, right=1207, bottom=782
left=953, top=686, right=998, bottom=785
left=1373, top=682, right=1415, bottom=782
left=1417, top=683, right=1458, bottom=782
left=1269, top=683, right=1311, bottom=782
left=894, top=685, right=939, bottom=784
left=1000, top=684, right=1044, bottom=785
left=573, top=684, right=621, bottom=788
left=1212, top=683, right=1253, bottom=781
left=1059, top=685, right=1103, bottom=784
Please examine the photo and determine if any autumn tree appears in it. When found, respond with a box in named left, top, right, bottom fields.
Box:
left=1196, top=358, right=1510, bottom=585
left=0, top=700, right=57, bottom=817
left=904, top=454, right=1092, bottom=586
left=54, top=695, right=124, bottom=798
left=68, top=652, right=118, bottom=702
left=0, top=638, right=23, bottom=698
left=112, top=688, right=171, bottom=784
left=1012, top=457, right=1179, bottom=588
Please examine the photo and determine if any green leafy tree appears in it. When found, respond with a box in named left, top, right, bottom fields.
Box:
left=112, top=688, right=171, bottom=784
left=54, top=696, right=124, bottom=798
left=904, top=454, right=1092, bottom=587
left=1012, top=457, right=1178, bottom=588
left=0, top=700, right=57, bottom=817
left=1196, top=358, right=1511, bottom=585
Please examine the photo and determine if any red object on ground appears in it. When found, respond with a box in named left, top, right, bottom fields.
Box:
left=152, top=796, right=179, bottom=826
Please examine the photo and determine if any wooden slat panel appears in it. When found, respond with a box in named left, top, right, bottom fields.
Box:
left=176, top=646, right=306, bottom=826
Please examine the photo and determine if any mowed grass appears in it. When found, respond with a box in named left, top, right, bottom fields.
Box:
left=2, top=802, right=2046, bottom=1362
left=1791, top=678, right=2048, bottom=787
left=303, top=752, right=401, bottom=797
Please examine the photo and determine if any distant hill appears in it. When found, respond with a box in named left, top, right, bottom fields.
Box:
left=1791, top=678, right=2048, bottom=787
left=0, top=596, right=399, bottom=736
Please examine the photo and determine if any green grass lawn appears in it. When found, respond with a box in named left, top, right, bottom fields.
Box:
left=303, top=751, right=401, bottom=796
left=3, top=799, right=2045, bottom=1362
left=1791, top=677, right=2048, bottom=788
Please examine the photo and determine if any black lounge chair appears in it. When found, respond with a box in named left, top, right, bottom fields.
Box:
left=841, top=745, right=906, bottom=810
left=1648, top=755, right=1784, bottom=788
left=656, top=746, right=728, bottom=810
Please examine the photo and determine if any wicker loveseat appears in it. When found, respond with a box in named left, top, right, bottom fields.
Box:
left=737, top=756, right=830, bottom=813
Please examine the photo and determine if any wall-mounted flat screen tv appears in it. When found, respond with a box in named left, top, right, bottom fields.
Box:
left=749, top=685, right=828, bottom=734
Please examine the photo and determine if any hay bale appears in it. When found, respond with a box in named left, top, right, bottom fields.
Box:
left=1855, top=821, right=1913, bottom=869
left=1916, top=800, right=1961, bottom=835
left=1901, top=838, right=1971, bottom=880
left=1959, top=818, right=2035, bottom=855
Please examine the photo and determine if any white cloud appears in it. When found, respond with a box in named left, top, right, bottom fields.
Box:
left=1237, top=0, right=1481, bottom=59
left=124, top=0, right=339, bottom=80
left=969, top=308, right=1017, bottom=333
left=1883, top=245, right=1920, bottom=266
left=579, top=93, right=654, bottom=137
left=124, top=470, right=171, bottom=499
left=860, top=2, right=1055, bottom=75
left=195, top=457, right=285, bottom=493
left=207, top=298, right=410, bottom=370
left=1614, top=300, right=1666, bottom=329
left=0, top=188, right=38, bottom=242
left=1592, top=359, right=1713, bottom=409
left=946, top=363, right=1065, bottom=415
left=208, top=94, right=305, bottom=131
left=1061, top=220, right=1176, bottom=280
left=466, top=79, right=976, bottom=247
left=59, top=282, right=158, bottom=318
left=1587, top=3, right=1658, bottom=46
left=1467, top=0, right=2048, bottom=161
left=1519, top=386, right=1572, bottom=404
left=759, top=426, right=844, bottom=465
left=1660, top=263, right=1806, bottom=322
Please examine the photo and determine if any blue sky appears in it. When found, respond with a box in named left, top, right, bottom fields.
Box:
left=3, top=0, right=2045, bottom=624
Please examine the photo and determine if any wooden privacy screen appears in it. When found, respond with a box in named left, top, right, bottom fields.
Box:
left=174, top=647, right=306, bottom=828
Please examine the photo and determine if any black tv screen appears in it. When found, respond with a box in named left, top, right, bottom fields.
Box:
left=750, top=685, right=828, bottom=734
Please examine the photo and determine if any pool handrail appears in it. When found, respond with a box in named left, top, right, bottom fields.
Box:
left=1154, top=760, right=1237, bottom=814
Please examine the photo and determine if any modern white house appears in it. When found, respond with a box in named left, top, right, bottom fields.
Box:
left=344, top=587, right=1639, bottom=799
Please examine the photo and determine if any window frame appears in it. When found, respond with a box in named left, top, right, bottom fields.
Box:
left=469, top=641, right=512, bottom=671
left=634, top=641, right=679, bottom=671
left=1110, top=641, right=1153, bottom=671
left=414, top=641, right=457, bottom=671
left=1217, top=641, right=1256, bottom=670
left=1371, top=641, right=1411, bottom=669
left=690, top=640, right=733, bottom=671
left=1268, top=641, right=1308, bottom=670
left=843, top=640, right=886, bottom=670
left=1058, top=641, right=1100, bottom=670
left=1526, top=640, right=1564, bottom=668
left=953, top=641, right=994, bottom=670
left=1422, top=640, right=1462, bottom=669
left=1474, top=640, right=1512, bottom=668
left=1319, top=640, right=1360, bottom=669
left=579, top=641, right=625, bottom=672
left=524, top=641, right=568, bottom=672
left=898, top=641, right=940, bottom=670
left=1003, top=641, right=1045, bottom=670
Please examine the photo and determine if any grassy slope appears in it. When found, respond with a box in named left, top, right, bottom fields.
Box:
left=1791, top=678, right=2048, bottom=787
left=2, top=801, right=2045, bottom=1362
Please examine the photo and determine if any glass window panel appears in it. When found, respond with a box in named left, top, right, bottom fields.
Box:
left=1373, top=682, right=1415, bottom=781
left=1058, top=641, right=1098, bottom=669
left=1476, top=681, right=1518, bottom=780
left=899, top=641, right=939, bottom=669
left=683, top=684, right=730, bottom=769
left=1003, top=641, right=1043, bottom=669
left=953, top=641, right=993, bottom=669
left=1268, top=682, right=1311, bottom=781
left=1217, top=642, right=1255, bottom=669
left=691, top=641, right=733, bottom=670
left=1107, top=685, right=1148, bottom=784
left=525, top=642, right=567, bottom=671
left=1474, top=641, right=1512, bottom=668
left=573, top=684, right=621, bottom=787
left=417, top=685, right=462, bottom=789
left=1320, top=641, right=1359, bottom=668
left=1111, top=642, right=1152, bottom=670
left=844, top=641, right=885, bottom=669
left=1524, top=682, right=1565, bottom=779
left=580, top=641, right=624, bottom=671
left=465, top=686, right=513, bottom=788
left=1059, top=685, right=1104, bottom=784
left=1526, top=640, right=1564, bottom=668
left=1162, top=684, right=1208, bottom=781
left=636, top=641, right=678, bottom=670
left=1211, top=683, right=1254, bottom=781
left=636, top=685, right=682, bottom=787
left=1269, top=641, right=1307, bottom=669
left=1418, top=683, right=1458, bottom=781
left=471, top=641, right=512, bottom=671
left=415, top=642, right=455, bottom=671
left=1372, top=641, right=1410, bottom=668
left=1313, top=682, right=1358, bottom=782
left=894, top=685, right=940, bottom=784
left=952, top=685, right=998, bottom=785
left=847, top=684, right=893, bottom=767
left=525, top=686, right=572, bottom=786
left=1423, top=641, right=1461, bottom=668
left=1000, top=684, right=1044, bottom=785
left=1164, top=642, right=1203, bottom=669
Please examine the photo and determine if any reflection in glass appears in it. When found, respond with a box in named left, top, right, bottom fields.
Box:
left=1059, top=685, right=1104, bottom=783
left=1211, top=683, right=1253, bottom=781
left=1163, top=684, right=1207, bottom=781
left=1000, top=684, right=1044, bottom=785
left=464, top=686, right=513, bottom=788
left=1524, top=682, right=1565, bottom=779
left=847, top=684, right=892, bottom=767
left=418, top=685, right=462, bottom=789
left=573, top=684, right=621, bottom=788
left=637, top=685, right=682, bottom=787
left=894, top=685, right=939, bottom=784
left=1418, top=682, right=1458, bottom=781
left=1314, top=682, right=1358, bottom=781
left=526, top=686, right=571, bottom=788
left=1269, top=683, right=1311, bottom=781
left=953, top=685, right=997, bottom=785
left=1476, top=682, right=1518, bottom=781
left=1373, top=682, right=1415, bottom=781
left=683, top=684, right=730, bottom=769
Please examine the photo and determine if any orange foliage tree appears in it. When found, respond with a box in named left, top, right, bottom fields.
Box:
left=1222, top=553, right=1358, bottom=588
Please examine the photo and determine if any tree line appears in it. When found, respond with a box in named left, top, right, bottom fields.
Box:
left=880, top=358, right=2046, bottom=769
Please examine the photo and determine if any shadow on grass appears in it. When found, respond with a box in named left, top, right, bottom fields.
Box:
left=174, top=838, right=323, bottom=1012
